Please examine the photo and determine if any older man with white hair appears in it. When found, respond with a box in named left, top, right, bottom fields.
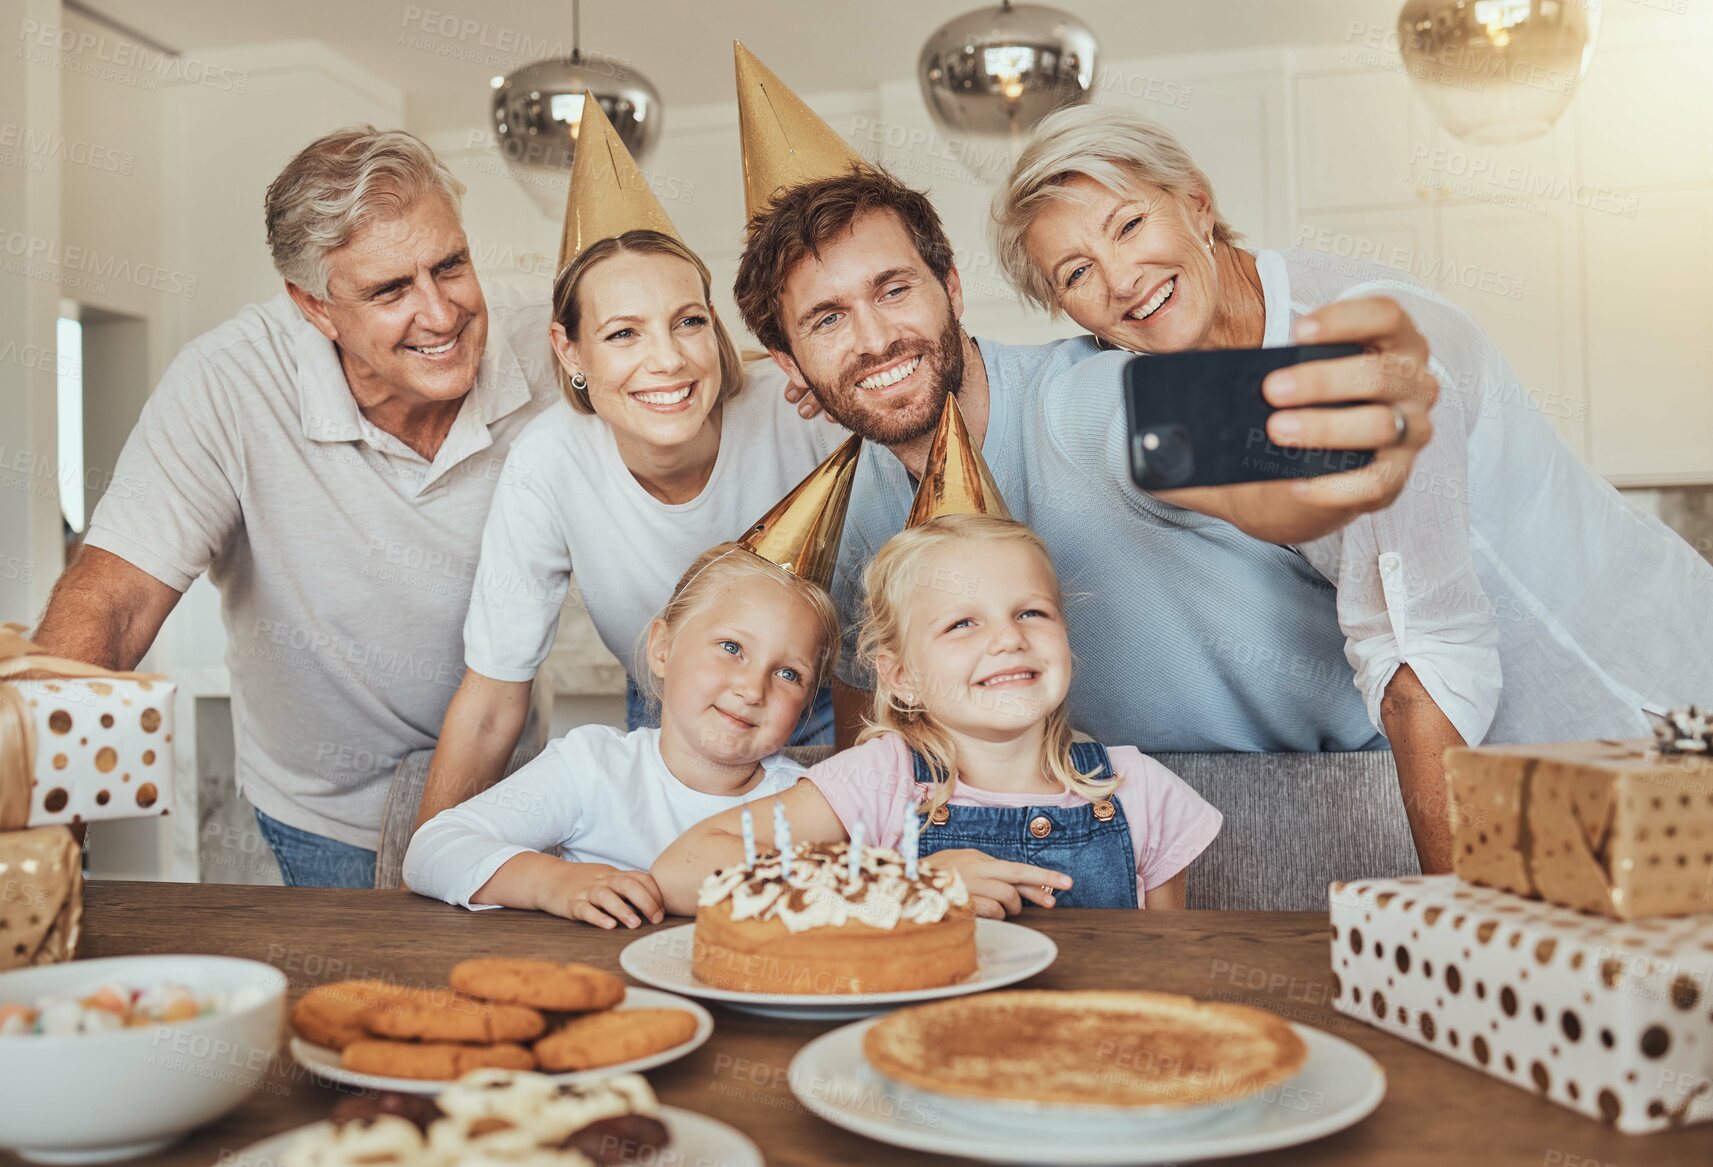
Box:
left=31, top=126, right=558, bottom=886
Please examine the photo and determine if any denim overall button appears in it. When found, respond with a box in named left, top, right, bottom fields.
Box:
left=1092, top=799, right=1116, bottom=822
left=930, top=804, right=951, bottom=826
left=1028, top=815, right=1053, bottom=839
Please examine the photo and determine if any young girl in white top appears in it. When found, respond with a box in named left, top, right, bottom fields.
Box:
left=655, top=514, right=1223, bottom=917
left=404, top=542, right=838, bottom=928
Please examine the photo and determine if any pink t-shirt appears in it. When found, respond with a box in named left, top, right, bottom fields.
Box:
left=807, top=733, right=1223, bottom=902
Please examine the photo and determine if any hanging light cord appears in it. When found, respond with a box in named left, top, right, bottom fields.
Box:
left=571, top=0, right=582, bottom=64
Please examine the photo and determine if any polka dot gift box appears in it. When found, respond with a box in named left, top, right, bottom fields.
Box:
left=0, top=825, right=82, bottom=970
left=1445, top=719, right=1713, bottom=920
left=1330, top=875, right=1713, bottom=1134
left=0, top=624, right=175, bottom=830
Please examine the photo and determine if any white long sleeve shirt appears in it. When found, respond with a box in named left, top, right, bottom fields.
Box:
left=403, top=725, right=803, bottom=909
left=1270, top=249, right=1713, bottom=745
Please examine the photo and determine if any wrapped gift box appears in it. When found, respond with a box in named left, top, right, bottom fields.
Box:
left=1445, top=738, right=1713, bottom=919
left=1, top=624, right=175, bottom=829
left=0, top=825, right=83, bottom=970
left=1330, top=875, right=1713, bottom=1134
left=5, top=675, right=176, bottom=827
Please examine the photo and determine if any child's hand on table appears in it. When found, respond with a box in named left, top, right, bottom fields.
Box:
left=552, top=866, right=666, bottom=929
left=929, top=850, right=1073, bottom=918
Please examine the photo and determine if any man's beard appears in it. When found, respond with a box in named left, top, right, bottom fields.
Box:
left=802, top=310, right=965, bottom=446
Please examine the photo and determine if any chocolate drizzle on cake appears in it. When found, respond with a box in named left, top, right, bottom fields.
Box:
left=698, top=840, right=969, bottom=934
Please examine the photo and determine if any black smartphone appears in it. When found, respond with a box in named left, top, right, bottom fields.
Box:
left=1123, top=343, right=1371, bottom=491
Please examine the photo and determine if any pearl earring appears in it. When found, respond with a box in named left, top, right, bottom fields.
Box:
left=1204, top=233, right=1214, bottom=252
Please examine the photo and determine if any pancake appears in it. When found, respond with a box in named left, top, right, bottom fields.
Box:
left=862, top=989, right=1308, bottom=1108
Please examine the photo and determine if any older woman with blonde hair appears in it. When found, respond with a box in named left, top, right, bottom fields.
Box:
left=993, top=104, right=1713, bottom=870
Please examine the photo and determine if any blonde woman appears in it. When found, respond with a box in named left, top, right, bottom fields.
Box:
left=993, top=104, right=1713, bottom=872
left=653, top=515, right=1222, bottom=916
left=413, top=228, right=847, bottom=830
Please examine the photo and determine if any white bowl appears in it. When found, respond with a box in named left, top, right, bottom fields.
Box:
left=0, top=954, right=287, bottom=1164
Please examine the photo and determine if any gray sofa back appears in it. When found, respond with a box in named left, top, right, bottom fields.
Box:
left=1156, top=750, right=1419, bottom=910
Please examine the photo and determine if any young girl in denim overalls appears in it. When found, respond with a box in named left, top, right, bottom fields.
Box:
left=655, top=514, right=1222, bottom=916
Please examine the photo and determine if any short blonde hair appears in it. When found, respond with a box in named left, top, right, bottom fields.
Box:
left=856, top=514, right=1120, bottom=816
left=264, top=126, right=466, bottom=298
left=992, top=105, right=1241, bottom=314
left=552, top=230, right=744, bottom=414
left=634, top=542, right=840, bottom=711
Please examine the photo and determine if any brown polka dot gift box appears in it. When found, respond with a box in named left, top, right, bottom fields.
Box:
left=1330, top=875, right=1713, bottom=1134
left=1445, top=713, right=1713, bottom=919
left=0, top=623, right=175, bottom=832
left=0, top=825, right=82, bottom=970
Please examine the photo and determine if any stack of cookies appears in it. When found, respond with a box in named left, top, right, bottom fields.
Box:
left=289, top=959, right=699, bottom=1080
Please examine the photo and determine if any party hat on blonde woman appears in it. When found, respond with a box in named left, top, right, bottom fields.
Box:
left=558, top=97, right=683, bottom=272
left=734, top=41, right=868, bottom=219
left=737, top=434, right=863, bottom=590
left=906, top=392, right=1011, bottom=527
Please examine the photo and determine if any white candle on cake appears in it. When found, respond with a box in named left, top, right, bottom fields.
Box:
left=773, top=801, right=793, bottom=864
left=740, top=807, right=757, bottom=867
left=903, top=802, right=920, bottom=880
left=848, top=822, right=865, bottom=882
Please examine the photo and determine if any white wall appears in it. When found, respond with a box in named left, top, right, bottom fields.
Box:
left=0, top=0, right=66, bottom=623
left=54, top=7, right=169, bottom=533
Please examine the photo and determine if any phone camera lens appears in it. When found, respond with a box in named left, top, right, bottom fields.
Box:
left=1141, top=424, right=1194, bottom=488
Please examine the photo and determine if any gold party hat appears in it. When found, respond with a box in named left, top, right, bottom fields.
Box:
left=559, top=97, right=683, bottom=272
left=906, top=393, right=1011, bottom=527
left=738, top=433, right=863, bottom=590
left=734, top=41, right=868, bottom=219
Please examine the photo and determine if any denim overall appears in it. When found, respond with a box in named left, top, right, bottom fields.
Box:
left=912, top=742, right=1139, bottom=909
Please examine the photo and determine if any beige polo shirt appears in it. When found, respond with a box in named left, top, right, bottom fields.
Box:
left=85, top=284, right=557, bottom=848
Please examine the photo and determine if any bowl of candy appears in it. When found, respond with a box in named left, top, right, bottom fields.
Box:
left=0, top=953, right=287, bottom=1163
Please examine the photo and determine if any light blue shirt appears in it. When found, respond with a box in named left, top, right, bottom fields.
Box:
left=830, top=334, right=1386, bottom=753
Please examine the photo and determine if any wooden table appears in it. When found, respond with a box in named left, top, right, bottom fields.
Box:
left=6, top=882, right=1707, bottom=1167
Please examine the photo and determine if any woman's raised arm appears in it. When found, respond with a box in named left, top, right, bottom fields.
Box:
left=412, top=668, right=533, bottom=831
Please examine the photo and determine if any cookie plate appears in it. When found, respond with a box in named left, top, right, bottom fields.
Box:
left=230, top=1105, right=761, bottom=1167
left=618, top=920, right=1057, bottom=1019
left=289, top=987, right=712, bottom=1095
left=788, top=1016, right=1386, bottom=1165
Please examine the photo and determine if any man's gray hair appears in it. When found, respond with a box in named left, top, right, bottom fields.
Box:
left=264, top=126, right=466, bottom=298
left=992, top=105, right=1240, bottom=314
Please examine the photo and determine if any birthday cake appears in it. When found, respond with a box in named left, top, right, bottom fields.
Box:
left=692, top=841, right=977, bottom=995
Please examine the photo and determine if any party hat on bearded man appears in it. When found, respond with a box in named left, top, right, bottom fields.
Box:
left=558, top=96, right=683, bottom=272
left=737, top=433, right=864, bottom=590
left=907, top=392, right=1012, bottom=527
left=734, top=41, right=869, bottom=219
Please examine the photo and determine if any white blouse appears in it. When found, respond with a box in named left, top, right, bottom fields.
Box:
left=1259, top=249, right=1713, bottom=745
left=461, top=359, right=848, bottom=684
